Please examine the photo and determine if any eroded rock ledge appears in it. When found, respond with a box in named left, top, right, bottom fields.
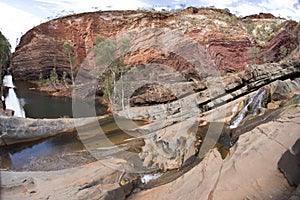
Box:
left=0, top=115, right=109, bottom=146
left=1, top=104, right=299, bottom=200
left=129, top=107, right=300, bottom=200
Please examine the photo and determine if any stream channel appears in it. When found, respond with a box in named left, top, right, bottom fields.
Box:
left=0, top=81, right=142, bottom=171
left=1, top=80, right=295, bottom=186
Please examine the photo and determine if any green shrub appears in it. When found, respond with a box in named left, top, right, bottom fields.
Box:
left=63, top=41, right=75, bottom=85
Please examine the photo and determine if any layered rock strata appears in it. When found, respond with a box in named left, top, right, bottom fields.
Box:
left=11, top=8, right=300, bottom=81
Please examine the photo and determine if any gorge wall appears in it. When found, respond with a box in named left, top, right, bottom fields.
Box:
left=1, top=7, right=300, bottom=200
left=11, top=7, right=300, bottom=81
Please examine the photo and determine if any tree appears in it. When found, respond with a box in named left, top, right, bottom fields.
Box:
left=93, top=37, right=117, bottom=104
left=92, top=35, right=131, bottom=109
left=38, top=72, right=44, bottom=87
left=62, top=71, right=69, bottom=88
left=0, top=32, right=11, bottom=74
left=63, top=41, right=75, bottom=85
left=279, top=46, right=288, bottom=59
left=244, top=18, right=255, bottom=34
left=49, top=67, right=59, bottom=89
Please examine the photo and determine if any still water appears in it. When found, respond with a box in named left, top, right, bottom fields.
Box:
left=0, top=81, right=142, bottom=171
left=0, top=116, right=144, bottom=171
left=14, top=80, right=107, bottom=118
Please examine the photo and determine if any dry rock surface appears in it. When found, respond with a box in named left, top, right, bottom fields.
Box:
left=129, top=106, right=300, bottom=200
left=1, top=100, right=300, bottom=200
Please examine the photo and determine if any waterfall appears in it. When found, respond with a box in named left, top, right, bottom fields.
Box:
left=2, top=75, right=26, bottom=118
left=229, top=89, right=267, bottom=129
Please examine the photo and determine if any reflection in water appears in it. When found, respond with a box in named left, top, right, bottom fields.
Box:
left=0, top=133, right=89, bottom=171
left=14, top=80, right=107, bottom=118
left=0, top=116, right=147, bottom=171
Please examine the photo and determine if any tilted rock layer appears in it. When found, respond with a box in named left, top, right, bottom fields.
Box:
left=129, top=106, right=300, bottom=200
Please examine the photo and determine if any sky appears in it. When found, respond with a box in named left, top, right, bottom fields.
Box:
left=0, top=0, right=300, bottom=51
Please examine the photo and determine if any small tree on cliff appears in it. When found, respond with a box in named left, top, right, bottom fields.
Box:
left=63, top=41, right=75, bottom=86
left=279, top=46, right=288, bottom=59
left=93, top=35, right=130, bottom=110
left=49, top=67, right=59, bottom=89
left=0, top=33, right=11, bottom=85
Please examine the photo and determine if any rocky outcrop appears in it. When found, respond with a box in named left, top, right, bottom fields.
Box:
left=0, top=115, right=109, bottom=146
left=262, top=21, right=300, bottom=63
left=243, top=12, right=277, bottom=19
left=270, top=79, right=300, bottom=101
left=11, top=8, right=300, bottom=82
left=117, top=61, right=300, bottom=121
left=112, top=61, right=300, bottom=172
left=203, top=36, right=252, bottom=72
left=1, top=161, right=132, bottom=200
left=2, top=103, right=299, bottom=200
left=129, top=106, right=300, bottom=200
left=278, top=138, right=300, bottom=187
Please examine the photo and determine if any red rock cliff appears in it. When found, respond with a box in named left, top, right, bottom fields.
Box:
left=11, top=7, right=300, bottom=80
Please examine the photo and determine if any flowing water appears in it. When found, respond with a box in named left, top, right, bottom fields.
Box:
left=2, top=75, right=26, bottom=117
left=229, top=89, right=268, bottom=129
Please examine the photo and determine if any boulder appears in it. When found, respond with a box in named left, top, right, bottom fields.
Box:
left=271, top=79, right=300, bottom=101
left=278, top=138, right=300, bottom=186
left=139, top=118, right=198, bottom=171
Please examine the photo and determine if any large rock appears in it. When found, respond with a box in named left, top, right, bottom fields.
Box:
left=270, top=79, right=300, bottom=101
left=278, top=138, right=300, bottom=187
left=139, top=118, right=198, bottom=171
left=1, top=161, right=129, bottom=200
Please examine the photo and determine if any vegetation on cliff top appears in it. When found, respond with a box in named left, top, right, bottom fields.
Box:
left=0, top=32, right=11, bottom=76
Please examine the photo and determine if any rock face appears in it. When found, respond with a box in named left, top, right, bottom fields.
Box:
left=3, top=105, right=298, bottom=200
left=278, top=138, right=300, bottom=187
left=11, top=7, right=300, bottom=81
left=129, top=107, right=300, bottom=200
left=117, top=61, right=300, bottom=121
left=1, top=161, right=130, bottom=200
left=0, top=115, right=109, bottom=146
